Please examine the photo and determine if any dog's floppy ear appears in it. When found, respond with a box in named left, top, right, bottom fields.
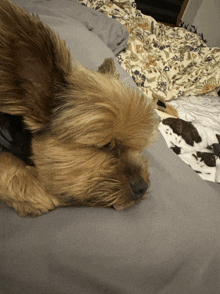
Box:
left=0, top=0, right=72, bottom=132
left=97, top=58, right=120, bottom=79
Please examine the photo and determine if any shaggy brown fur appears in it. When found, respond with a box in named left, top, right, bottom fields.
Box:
left=0, top=0, right=158, bottom=217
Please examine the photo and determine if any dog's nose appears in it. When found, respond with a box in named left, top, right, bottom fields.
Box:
left=130, top=179, right=148, bottom=199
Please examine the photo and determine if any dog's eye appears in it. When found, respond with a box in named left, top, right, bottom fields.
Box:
left=102, top=142, right=112, bottom=150
left=102, top=142, right=120, bottom=158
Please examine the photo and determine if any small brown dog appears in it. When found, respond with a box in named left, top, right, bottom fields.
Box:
left=0, top=0, right=158, bottom=217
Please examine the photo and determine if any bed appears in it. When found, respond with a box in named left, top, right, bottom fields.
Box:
left=1, top=1, right=220, bottom=293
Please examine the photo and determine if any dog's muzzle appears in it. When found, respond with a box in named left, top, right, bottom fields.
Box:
left=113, top=177, right=148, bottom=211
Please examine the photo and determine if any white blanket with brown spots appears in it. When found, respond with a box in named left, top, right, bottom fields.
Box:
left=159, top=94, right=220, bottom=183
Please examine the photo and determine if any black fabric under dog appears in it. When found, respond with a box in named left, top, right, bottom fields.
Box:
left=0, top=112, right=33, bottom=165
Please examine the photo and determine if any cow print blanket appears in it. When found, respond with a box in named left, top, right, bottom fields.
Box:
left=159, top=95, right=220, bottom=183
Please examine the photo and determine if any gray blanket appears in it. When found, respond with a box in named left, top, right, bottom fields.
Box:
left=1, top=1, right=220, bottom=294
left=13, top=0, right=129, bottom=55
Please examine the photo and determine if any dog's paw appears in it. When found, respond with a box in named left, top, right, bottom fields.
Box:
left=14, top=202, right=55, bottom=217
left=3, top=193, right=58, bottom=217
left=0, top=153, right=59, bottom=217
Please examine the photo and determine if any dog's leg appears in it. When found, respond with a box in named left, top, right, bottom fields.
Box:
left=0, top=152, right=59, bottom=217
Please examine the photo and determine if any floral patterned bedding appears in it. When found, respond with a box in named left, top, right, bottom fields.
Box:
left=77, top=0, right=220, bottom=102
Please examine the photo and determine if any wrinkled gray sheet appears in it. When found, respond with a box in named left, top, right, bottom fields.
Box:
left=1, top=1, right=220, bottom=293
left=12, top=0, right=129, bottom=55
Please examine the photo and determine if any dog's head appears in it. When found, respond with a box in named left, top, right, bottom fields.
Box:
left=31, top=59, right=158, bottom=210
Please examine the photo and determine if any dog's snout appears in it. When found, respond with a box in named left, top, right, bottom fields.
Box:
left=130, top=179, right=148, bottom=199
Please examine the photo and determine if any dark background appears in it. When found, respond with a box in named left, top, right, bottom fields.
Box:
left=136, top=0, right=187, bottom=25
